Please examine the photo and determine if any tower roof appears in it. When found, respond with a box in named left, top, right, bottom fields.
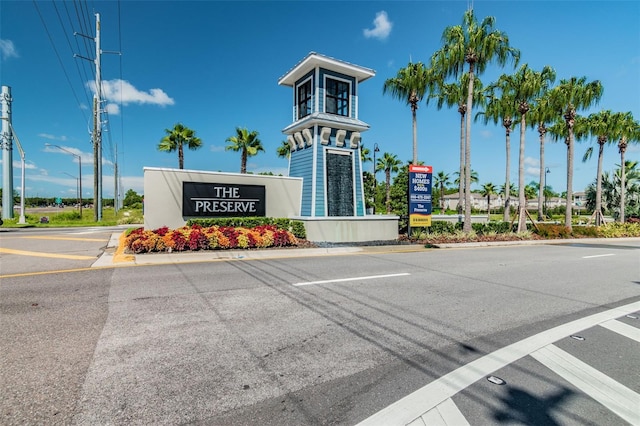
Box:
left=278, top=52, right=375, bottom=86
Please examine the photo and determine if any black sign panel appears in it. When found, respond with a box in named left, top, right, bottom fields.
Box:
left=183, top=182, right=266, bottom=217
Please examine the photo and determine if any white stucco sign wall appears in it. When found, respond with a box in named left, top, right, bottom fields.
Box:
left=143, top=167, right=303, bottom=230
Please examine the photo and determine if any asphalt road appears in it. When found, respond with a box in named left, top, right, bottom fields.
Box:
left=1, top=230, right=639, bottom=425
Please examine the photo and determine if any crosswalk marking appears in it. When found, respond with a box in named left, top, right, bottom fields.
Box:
left=599, top=319, right=640, bottom=342
left=531, top=344, right=640, bottom=425
left=419, top=398, right=470, bottom=426
left=357, top=301, right=640, bottom=426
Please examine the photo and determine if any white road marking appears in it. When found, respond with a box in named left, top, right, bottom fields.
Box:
left=419, top=398, right=470, bottom=426
left=531, top=344, right=640, bottom=425
left=599, top=319, right=640, bottom=342
left=292, top=273, right=410, bottom=287
left=582, top=253, right=615, bottom=259
left=356, top=300, right=640, bottom=426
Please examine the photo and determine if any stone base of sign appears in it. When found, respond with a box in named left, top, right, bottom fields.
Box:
left=295, top=215, right=399, bottom=243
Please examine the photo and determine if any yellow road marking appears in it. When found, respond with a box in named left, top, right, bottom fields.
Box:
left=113, top=233, right=135, bottom=263
left=22, top=236, right=105, bottom=242
left=0, top=247, right=95, bottom=260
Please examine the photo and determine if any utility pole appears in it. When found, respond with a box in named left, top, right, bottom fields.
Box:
left=114, top=144, right=118, bottom=213
left=76, top=13, right=103, bottom=221
left=1, top=86, right=13, bottom=220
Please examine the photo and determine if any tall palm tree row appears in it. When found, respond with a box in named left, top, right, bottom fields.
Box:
left=433, top=73, right=485, bottom=216
left=383, top=62, right=440, bottom=166
left=580, top=110, right=620, bottom=225
left=158, top=123, right=202, bottom=170
left=376, top=152, right=402, bottom=213
left=432, top=9, right=520, bottom=232
left=614, top=112, right=640, bottom=222
left=528, top=93, right=557, bottom=221
left=225, top=127, right=264, bottom=174
left=488, top=64, right=556, bottom=232
left=548, top=77, right=603, bottom=230
left=477, top=90, right=516, bottom=222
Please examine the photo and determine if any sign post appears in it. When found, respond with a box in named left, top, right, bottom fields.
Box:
left=408, top=165, right=433, bottom=233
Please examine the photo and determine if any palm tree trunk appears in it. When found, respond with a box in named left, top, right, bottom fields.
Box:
left=463, top=69, right=474, bottom=233
left=537, top=126, right=545, bottom=221
left=385, top=170, right=391, bottom=213
left=458, top=110, right=465, bottom=217
left=241, top=150, right=247, bottom=174
left=517, top=114, right=527, bottom=233
left=565, top=130, right=574, bottom=231
left=503, top=126, right=511, bottom=222
left=595, top=141, right=605, bottom=226
left=411, top=97, right=418, bottom=165
left=619, top=139, right=627, bottom=223
left=178, top=143, right=184, bottom=169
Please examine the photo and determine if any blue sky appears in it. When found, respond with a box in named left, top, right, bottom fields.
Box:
left=1, top=0, right=639, bottom=200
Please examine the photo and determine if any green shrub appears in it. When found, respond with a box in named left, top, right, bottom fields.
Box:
left=535, top=224, right=571, bottom=239
left=597, top=223, right=640, bottom=238
left=429, top=220, right=456, bottom=234
left=571, top=225, right=599, bottom=238
left=50, top=211, right=82, bottom=222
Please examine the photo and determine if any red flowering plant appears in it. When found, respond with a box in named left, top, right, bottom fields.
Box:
left=124, top=224, right=298, bottom=254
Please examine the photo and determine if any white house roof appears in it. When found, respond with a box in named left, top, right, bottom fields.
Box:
left=278, top=52, right=375, bottom=86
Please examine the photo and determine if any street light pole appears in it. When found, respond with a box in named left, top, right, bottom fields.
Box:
left=545, top=167, right=550, bottom=218
left=373, top=143, right=380, bottom=215
left=61, top=172, right=79, bottom=211
left=46, top=144, right=82, bottom=218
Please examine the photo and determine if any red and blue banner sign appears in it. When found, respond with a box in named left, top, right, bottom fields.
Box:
left=408, top=165, right=433, bottom=227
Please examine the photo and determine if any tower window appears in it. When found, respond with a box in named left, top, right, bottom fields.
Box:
left=297, top=80, right=312, bottom=119
left=325, top=78, right=349, bottom=117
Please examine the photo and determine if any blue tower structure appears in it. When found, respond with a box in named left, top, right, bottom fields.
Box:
left=278, top=52, right=375, bottom=217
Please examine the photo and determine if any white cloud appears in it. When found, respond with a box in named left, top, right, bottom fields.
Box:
left=210, top=145, right=226, bottom=153
left=87, top=79, right=175, bottom=107
left=480, top=130, right=492, bottom=139
left=0, top=39, right=18, bottom=59
left=363, top=11, right=392, bottom=40
left=105, top=103, right=120, bottom=115
left=43, top=144, right=93, bottom=166
left=12, top=160, right=38, bottom=170
left=38, top=133, right=68, bottom=142
left=524, top=156, right=539, bottom=167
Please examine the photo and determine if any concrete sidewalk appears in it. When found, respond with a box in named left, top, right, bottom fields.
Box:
left=92, top=233, right=640, bottom=268
left=91, top=232, right=429, bottom=268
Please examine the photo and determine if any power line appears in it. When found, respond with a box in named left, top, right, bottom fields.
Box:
left=32, top=0, right=88, bottom=125
left=52, top=0, right=92, bottom=109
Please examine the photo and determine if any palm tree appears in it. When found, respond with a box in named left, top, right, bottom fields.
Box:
left=225, top=127, right=265, bottom=174
left=432, top=9, right=520, bottom=232
left=434, top=74, right=485, bottom=216
left=480, top=182, right=496, bottom=216
left=489, top=64, right=556, bottom=232
left=158, top=123, right=202, bottom=169
left=454, top=169, right=479, bottom=188
left=383, top=62, right=439, bottom=165
left=376, top=152, right=402, bottom=213
left=529, top=92, right=557, bottom=221
left=548, top=77, right=603, bottom=230
left=613, top=112, right=640, bottom=222
left=276, top=140, right=291, bottom=159
left=581, top=110, right=619, bottom=225
left=433, top=171, right=451, bottom=212
left=360, top=142, right=372, bottom=164
left=477, top=91, right=516, bottom=222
